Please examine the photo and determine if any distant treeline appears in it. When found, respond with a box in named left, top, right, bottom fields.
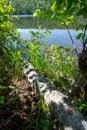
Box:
left=12, top=0, right=52, bottom=15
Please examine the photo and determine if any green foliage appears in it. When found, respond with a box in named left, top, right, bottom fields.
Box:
left=0, top=85, right=5, bottom=90
left=76, top=97, right=87, bottom=116
left=44, top=45, right=79, bottom=89
left=33, top=0, right=87, bottom=52
left=0, top=96, right=5, bottom=105
left=12, top=0, right=32, bottom=14
left=0, top=84, right=18, bottom=105
left=34, top=0, right=87, bottom=22
left=0, top=85, right=6, bottom=105
left=26, top=31, right=79, bottom=90
left=34, top=95, right=50, bottom=130
left=0, top=42, right=23, bottom=85
left=0, top=0, right=24, bottom=85
left=13, top=16, right=76, bottom=29
left=26, top=30, right=50, bottom=74
left=9, top=85, right=18, bottom=90
left=12, top=0, right=51, bottom=15
left=3, top=43, right=23, bottom=75
left=0, top=0, right=86, bottom=126
left=39, top=119, right=50, bottom=130
left=0, top=1, right=50, bottom=129
left=0, top=0, right=14, bottom=42
left=0, top=0, right=21, bottom=43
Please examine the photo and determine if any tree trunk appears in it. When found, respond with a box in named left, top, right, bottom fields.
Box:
left=23, top=60, right=87, bottom=130
left=68, top=48, right=87, bottom=99
left=68, top=76, right=87, bottom=100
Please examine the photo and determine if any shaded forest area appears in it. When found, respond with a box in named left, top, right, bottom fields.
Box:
left=12, top=0, right=52, bottom=14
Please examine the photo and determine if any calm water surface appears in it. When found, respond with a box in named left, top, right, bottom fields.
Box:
left=18, top=28, right=82, bottom=52
left=13, top=15, right=83, bottom=52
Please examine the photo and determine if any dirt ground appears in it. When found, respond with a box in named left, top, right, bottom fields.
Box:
left=0, top=77, right=43, bottom=130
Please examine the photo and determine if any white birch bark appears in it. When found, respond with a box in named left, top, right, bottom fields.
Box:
left=23, top=60, right=87, bottom=130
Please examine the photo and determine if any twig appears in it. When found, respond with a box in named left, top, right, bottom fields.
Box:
left=83, top=23, right=87, bottom=50
left=66, top=25, right=79, bottom=57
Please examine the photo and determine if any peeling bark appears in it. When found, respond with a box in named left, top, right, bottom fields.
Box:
left=68, top=76, right=87, bottom=99
left=23, top=60, right=87, bottom=130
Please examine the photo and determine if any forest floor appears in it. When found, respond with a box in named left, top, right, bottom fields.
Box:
left=0, top=77, right=52, bottom=130
left=0, top=76, right=87, bottom=130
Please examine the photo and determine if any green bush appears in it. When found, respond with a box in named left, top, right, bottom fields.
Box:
left=26, top=30, right=79, bottom=90
left=0, top=0, right=24, bottom=84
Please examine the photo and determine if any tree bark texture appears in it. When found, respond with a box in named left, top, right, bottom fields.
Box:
left=68, top=76, right=87, bottom=99
left=23, top=60, right=87, bottom=130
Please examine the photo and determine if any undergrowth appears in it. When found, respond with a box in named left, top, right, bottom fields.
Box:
left=26, top=30, right=79, bottom=90
left=0, top=29, right=86, bottom=129
left=26, top=30, right=87, bottom=119
left=0, top=39, right=51, bottom=129
left=0, top=83, right=51, bottom=130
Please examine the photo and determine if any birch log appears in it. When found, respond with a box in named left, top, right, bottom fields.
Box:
left=23, top=60, right=87, bottom=130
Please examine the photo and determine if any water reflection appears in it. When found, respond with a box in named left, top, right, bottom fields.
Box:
left=18, top=29, right=82, bottom=52
left=13, top=15, right=83, bottom=53
left=13, top=16, right=76, bottom=29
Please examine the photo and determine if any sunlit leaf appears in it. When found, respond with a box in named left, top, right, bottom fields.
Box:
left=33, top=9, right=40, bottom=17
left=51, top=1, right=57, bottom=11
left=9, top=85, right=18, bottom=90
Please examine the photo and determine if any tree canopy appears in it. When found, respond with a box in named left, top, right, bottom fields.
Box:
left=34, top=0, right=87, bottom=24
left=0, top=0, right=14, bottom=42
left=33, top=0, right=87, bottom=77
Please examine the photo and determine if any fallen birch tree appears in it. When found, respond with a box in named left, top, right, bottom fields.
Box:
left=23, top=60, right=87, bottom=130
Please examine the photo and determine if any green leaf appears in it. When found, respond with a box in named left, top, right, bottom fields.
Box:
left=9, top=86, right=18, bottom=90
left=51, top=1, right=57, bottom=11
left=77, top=6, right=87, bottom=17
left=0, top=96, right=5, bottom=104
left=39, top=119, right=50, bottom=130
left=33, top=9, right=40, bottom=17
left=76, top=33, right=83, bottom=39
left=0, top=85, right=5, bottom=90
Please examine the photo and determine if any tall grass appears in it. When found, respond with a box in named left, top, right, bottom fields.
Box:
left=0, top=40, right=24, bottom=84
left=26, top=30, right=79, bottom=90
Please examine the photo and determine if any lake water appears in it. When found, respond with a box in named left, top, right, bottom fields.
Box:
left=13, top=15, right=83, bottom=52
left=18, top=28, right=82, bottom=52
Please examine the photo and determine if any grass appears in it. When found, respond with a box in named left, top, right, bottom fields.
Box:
left=0, top=42, right=24, bottom=84
left=0, top=35, right=51, bottom=129
left=26, top=30, right=79, bottom=91
left=26, top=30, right=87, bottom=120
left=0, top=30, right=86, bottom=129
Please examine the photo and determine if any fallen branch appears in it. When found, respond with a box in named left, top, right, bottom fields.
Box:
left=23, top=60, right=87, bottom=130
